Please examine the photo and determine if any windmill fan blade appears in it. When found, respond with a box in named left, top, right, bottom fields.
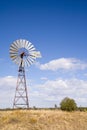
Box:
left=29, top=47, right=35, bottom=51
left=25, top=40, right=29, bottom=49
left=9, top=49, right=18, bottom=53
left=25, top=58, right=31, bottom=66
left=10, top=46, right=18, bottom=52
left=16, top=40, right=22, bottom=48
left=10, top=39, right=41, bottom=66
left=27, top=42, right=32, bottom=49
left=20, top=39, right=25, bottom=48
left=11, top=43, right=18, bottom=50
left=10, top=52, right=18, bottom=56
left=28, top=44, right=34, bottom=50
left=23, top=39, right=27, bottom=48
left=10, top=53, right=17, bottom=57
left=14, top=41, right=20, bottom=49
left=10, top=55, right=17, bottom=59
left=27, top=57, right=34, bottom=65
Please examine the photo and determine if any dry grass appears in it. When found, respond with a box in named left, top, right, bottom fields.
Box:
left=0, top=109, right=87, bottom=130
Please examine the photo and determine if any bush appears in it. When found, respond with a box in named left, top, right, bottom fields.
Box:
left=78, top=107, right=87, bottom=112
left=60, top=97, right=77, bottom=111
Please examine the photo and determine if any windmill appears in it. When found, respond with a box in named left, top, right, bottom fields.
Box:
left=10, top=39, right=41, bottom=108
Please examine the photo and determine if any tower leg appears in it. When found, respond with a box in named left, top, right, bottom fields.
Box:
left=13, top=66, right=29, bottom=109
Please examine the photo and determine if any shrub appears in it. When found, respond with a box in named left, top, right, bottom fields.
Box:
left=78, top=107, right=87, bottom=112
left=60, top=97, right=77, bottom=111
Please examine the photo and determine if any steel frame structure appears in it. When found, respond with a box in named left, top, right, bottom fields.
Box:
left=13, top=66, right=29, bottom=108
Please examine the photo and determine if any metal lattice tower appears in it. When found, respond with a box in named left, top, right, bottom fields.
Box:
left=13, top=64, right=29, bottom=108
left=10, top=39, right=41, bottom=109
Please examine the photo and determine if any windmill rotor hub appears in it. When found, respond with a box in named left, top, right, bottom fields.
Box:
left=18, top=47, right=28, bottom=58
left=20, top=52, right=25, bottom=58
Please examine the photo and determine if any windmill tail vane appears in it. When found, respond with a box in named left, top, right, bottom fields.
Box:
left=30, top=51, right=42, bottom=58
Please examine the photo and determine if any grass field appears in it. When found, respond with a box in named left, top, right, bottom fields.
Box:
left=0, top=109, right=87, bottom=130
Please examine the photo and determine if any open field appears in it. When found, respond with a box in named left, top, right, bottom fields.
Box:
left=0, top=109, right=87, bottom=130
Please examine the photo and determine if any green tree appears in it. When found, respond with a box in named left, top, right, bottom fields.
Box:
left=60, top=97, right=77, bottom=111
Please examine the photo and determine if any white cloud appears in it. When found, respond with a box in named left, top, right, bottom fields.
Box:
left=38, top=58, right=87, bottom=71
left=31, top=78, right=87, bottom=107
left=0, top=76, right=17, bottom=108
left=0, top=75, right=87, bottom=108
left=40, top=77, right=48, bottom=80
left=0, top=76, right=16, bottom=89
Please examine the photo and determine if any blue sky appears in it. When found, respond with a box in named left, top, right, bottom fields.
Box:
left=0, top=0, right=87, bottom=108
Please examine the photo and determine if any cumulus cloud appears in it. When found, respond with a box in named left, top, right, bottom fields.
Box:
left=31, top=78, right=87, bottom=107
left=38, top=58, right=87, bottom=71
left=0, top=76, right=16, bottom=89
left=0, top=76, right=17, bottom=108
left=40, top=77, right=48, bottom=80
left=0, top=75, right=87, bottom=108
